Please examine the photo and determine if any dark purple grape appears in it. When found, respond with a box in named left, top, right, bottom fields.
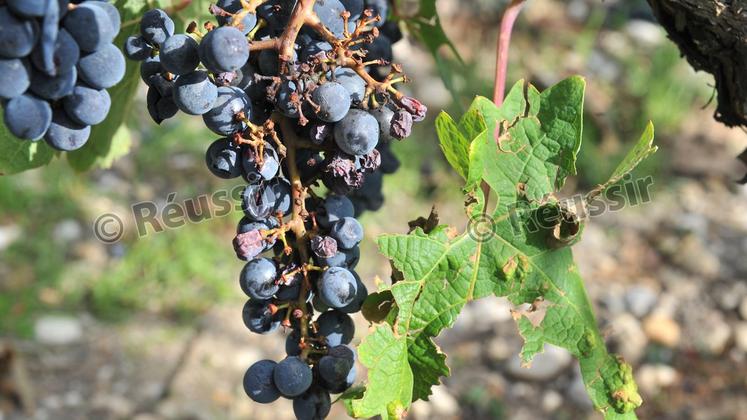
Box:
left=205, top=138, right=242, bottom=179
left=3, top=94, right=52, bottom=140
left=242, top=299, right=281, bottom=334
left=334, top=109, right=379, bottom=155
left=273, top=356, right=313, bottom=397
left=318, top=345, right=355, bottom=385
left=316, top=310, right=354, bottom=346
left=241, top=183, right=277, bottom=220
left=239, top=257, right=279, bottom=300
left=293, top=388, right=332, bottom=420
left=203, top=86, right=251, bottom=135
left=140, top=8, right=174, bottom=46
left=319, top=267, right=357, bottom=308
left=312, top=82, right=351, bottom=123
left=199, top=26, right=250, bottom=73
left=160, top=34, right=200, bottom=75
left=244, top=360, right=281, bottom=403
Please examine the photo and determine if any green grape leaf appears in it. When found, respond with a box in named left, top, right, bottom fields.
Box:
left=400, top=0, right=464, bottom=107
left=587, top=121, right=657, bottom=199
left=0, top=108, right=55, bottom=175
left=347, top=77, right=655, bottom=420
left=434, top=111, right=472, bottom=180
left=609, top=121, right=657, bottom=182
left=68, top=125, right=133, bottom=171
left=346, top=326, right=412, bottom=419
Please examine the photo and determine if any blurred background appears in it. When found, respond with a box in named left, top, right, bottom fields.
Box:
left=2, top=0, right=747, bottom=419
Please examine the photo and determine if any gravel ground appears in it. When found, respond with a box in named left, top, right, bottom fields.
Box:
left=3, top=1, right=747, bottom=419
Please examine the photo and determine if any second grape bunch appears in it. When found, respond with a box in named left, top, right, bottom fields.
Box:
left=0, top=0, right=125, bottom=150
left=124, top=1, right=425, bottom=418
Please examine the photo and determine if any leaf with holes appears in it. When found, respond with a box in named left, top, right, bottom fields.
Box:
left=347, top=77, right=654, bottom=420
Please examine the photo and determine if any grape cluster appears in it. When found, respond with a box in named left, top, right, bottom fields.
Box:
left=125, top=1, right=425, bottom=417
left=0, top=0, right=124, bottom=150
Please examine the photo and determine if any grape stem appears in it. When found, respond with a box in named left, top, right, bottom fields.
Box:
left=247, top=0, right=319, bottom=72
left=493, top=0, right=526, bottom=107
left=247, top=2, right=408, bottom=106
left=279, top=0, right=318, bottom=69
left=487, top=0, right=525, bottom=214
left=276, top=114, right=317, bottom=360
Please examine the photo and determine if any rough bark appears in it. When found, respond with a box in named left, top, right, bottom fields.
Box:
left=647, top=0, right=747, bottom=127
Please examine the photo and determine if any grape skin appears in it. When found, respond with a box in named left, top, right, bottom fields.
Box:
left=230, top=61, right=258, bottom=91
left=124, top=36, right=153, bottom=61
left=318, top=364, right=356, bottom=393
left=277, top=80, right=300, bottom=118
left=273, top=356, right=313, bottom=398
left=242, top=146, right=280, bottom=184
left=370, top=105, right=396, bottom=142
left=0, top=7, right=39, bottom=58
left=160, top=34, right=200, bottom=75
left=269, top=178, right=293, bottom=217
left=293, top=388, right=332, bottom=420
left=77, top=43, right=126, bottom=89
left=340, top=0, right=364, bottom=19
left=0, top=58, right=31, bottom=99
left=364, top=34, right=393, bottom=65
left=312, top=82, right=351, bottom=123
left=140, top=56, right=163, bottom=84
left=62, top=84, right=111, bottom=126
left=319, top=267, right=358, bottom=309
left=173, top=71, right=219, bottom=115
left=87, top=1, right=121, bottom=36
left=334, top=109, right=380, bottom=156
left=235, top=217, right=278, bottom=259
left=140, top=8, right=174, bottom=46
left=244, top=360, right=281, bottom=404
left=35, top=0, right=59, bottom=77
left=275, top=281, right=301, bottom=301
left=241, top=183, right=278, bottom=221
left=313, top=0, right=346, bottom=38
left=205, top=138, right=242, bottom=179
left=29, top=66, right=77, bottom=100
left=318, top=345, right=355, bottom=384
left=364, top=0, right=388, bottom=26
left=299, top=40, right=332, bottom=61
left=315, top=250, right=345, bottom=269
left=216, top=0, right=258, bottom=33
left=203, top=86, right=252, bottom=136
left=31, top=29, right=79, bottom=77
left=332, top=68, right=366, bottom=104
left=199, top=26, right=250, bottom=73
left=7, top=0, right=47, bottom=17
left=316, top=310, right=355, bottom=347
left=63, top=3, right=115, bottom=52
left=242, top=299, right=281, bottom=334
left=340, top=272, right=367, bottom=313
left=44, top=109, right=91, bottom=151
left=330, top=217, right=364, bottom=249
left=146, top=86, right=178, bottom=124
left=240, top=257, right=279, bottom=300
left=3, top=94, right=52, bottom=141
left=318, top=195, right=355, bottom=228
left=285, top=330, right=303, bottom=356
